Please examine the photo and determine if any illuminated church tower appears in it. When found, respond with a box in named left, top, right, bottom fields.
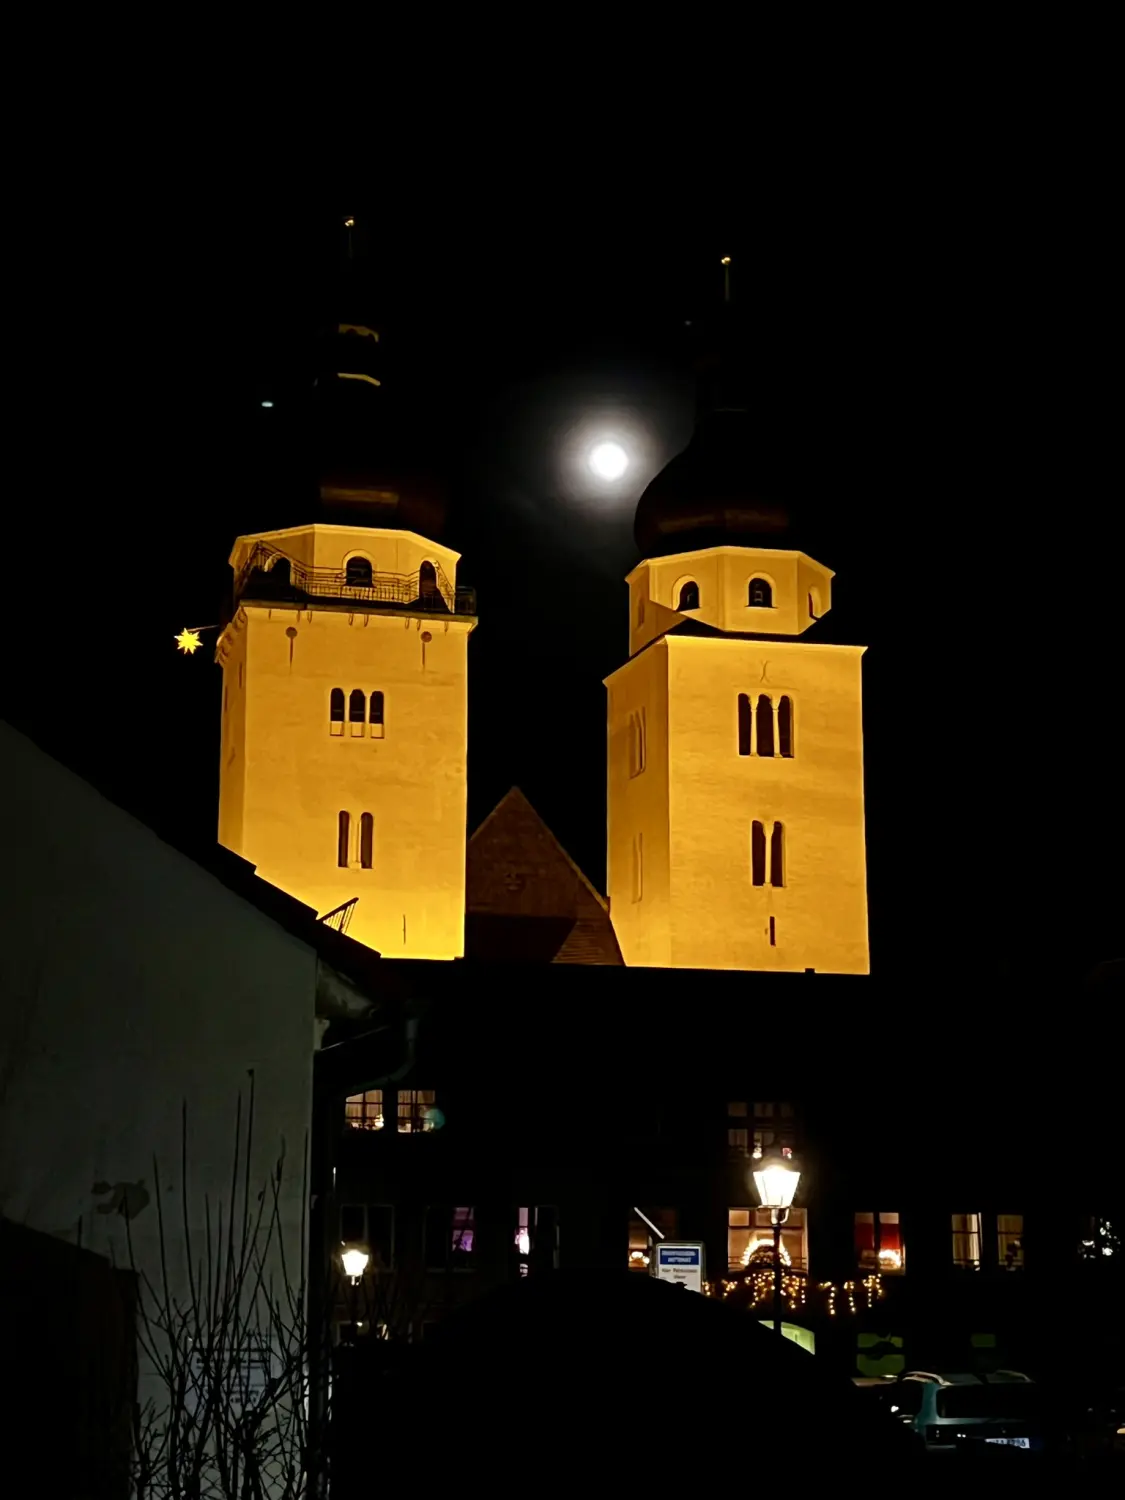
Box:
left=216, top=302, right=476, bottom=959
left=605, top=318, right=869, bottom=973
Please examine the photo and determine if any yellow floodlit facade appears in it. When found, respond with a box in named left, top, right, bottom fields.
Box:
left=217, top=524, right=475, bottom=959
left=606, top=544, right=869, bottom=974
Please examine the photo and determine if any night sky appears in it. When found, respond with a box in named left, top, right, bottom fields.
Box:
left=11, top=166, right=1119, bottom=980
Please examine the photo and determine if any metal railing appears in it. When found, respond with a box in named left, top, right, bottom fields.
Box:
left=235, top=541, right=476, bottom=616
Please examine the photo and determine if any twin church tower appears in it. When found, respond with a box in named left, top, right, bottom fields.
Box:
left=216, top=311, right=869, bottom=973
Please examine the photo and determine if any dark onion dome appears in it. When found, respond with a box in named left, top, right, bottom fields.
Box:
left=634, top=410, right=795, bottom=558
left=246, top=318, right=448, bottom=539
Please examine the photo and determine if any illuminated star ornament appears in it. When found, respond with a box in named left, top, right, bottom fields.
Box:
left=175, top=625, right=218, bottom=655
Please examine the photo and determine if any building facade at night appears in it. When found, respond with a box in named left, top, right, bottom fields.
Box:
left=215, top=321, right=476, bottom=960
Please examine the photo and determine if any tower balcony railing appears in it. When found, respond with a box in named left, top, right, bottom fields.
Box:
left=234, top=541, right=476, bottom=616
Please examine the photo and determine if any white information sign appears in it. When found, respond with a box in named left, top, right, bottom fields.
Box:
left=654, top=1241, right=705, bottom=1293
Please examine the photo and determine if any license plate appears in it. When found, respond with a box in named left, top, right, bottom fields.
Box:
left=986, top=1437, right=1030, bottom=1448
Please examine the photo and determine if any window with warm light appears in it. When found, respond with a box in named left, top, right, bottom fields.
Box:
left=855, top=1212, right=905, bottom=1273
left=952, top=1213, right=982, bottom=1269
left=728, top=1207, right=808, bottom=1272
left=344, top=1089, right=384, bottom=1131
left=397, top=1089, right=436, bottom=1133
left=997, top=1214, right=1024, bottom=1270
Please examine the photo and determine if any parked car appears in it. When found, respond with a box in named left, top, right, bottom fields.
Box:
left=890, top=1370, right=1043, bottom=1453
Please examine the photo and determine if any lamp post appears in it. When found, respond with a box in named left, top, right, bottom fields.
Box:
left=752, top=1149, right=801, bottom=1339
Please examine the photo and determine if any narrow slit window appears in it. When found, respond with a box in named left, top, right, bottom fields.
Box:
left=349, top=689, right=366, bottom=736
left=337, top=811, right=350, bottom=869
left=748, top=577, right=773, bottom=607
left=778, top=696, right=793, bottom=758
left=751, top=821, right=766, bottom=886
left=756, top=694, right=774, bottom=757
left=370, top=691, right=385, bottom=739
left=769, top=916, right=776, bottom=946
left=770, top=822, right=785, bottom=887
left=359, top=812, right=374, bottom=869
left=737, top=693, right=752, bottom=757
left=677, top=580, right=699, bottom=611
left=330, top=688, right=345, bottom=736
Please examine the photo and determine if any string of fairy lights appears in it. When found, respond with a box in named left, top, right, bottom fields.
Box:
left=712, top=1270, right=886, bottom=1316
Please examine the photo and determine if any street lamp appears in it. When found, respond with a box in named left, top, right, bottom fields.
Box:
left=340, top=1245, right=370, bottom=1284
left=752, top=1148, right=801, bottom=1338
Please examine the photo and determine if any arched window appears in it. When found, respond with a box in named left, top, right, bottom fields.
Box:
left=337, top=811, right=350, bottom=868
left=748, top=577, right=773, bottom=608
left=770, top=822, right=785, bottom=887
left=370, top=690, right=385, bottom=739
left=330, top=688, right=345, bottom=737
left=756, top=694, right=775, bottom=757
left=778, top=695, right=793, bottom=758
left=737, top=693, right=752, bottom=757
left=677, top=581, right=700, bottom=611
left=349, top=689, right=366, bottom=737
left=346, top=556, right=373, bottom=588
left=751, top=821, right=767, bottom=886
left=270, top=557, right=291, bottom=589
left=419, top=561, right=438, bottom=601
left=359, top=812, right=374, bottom=869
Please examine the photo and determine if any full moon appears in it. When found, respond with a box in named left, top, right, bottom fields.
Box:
left=588, top=441, right=628, bottom=481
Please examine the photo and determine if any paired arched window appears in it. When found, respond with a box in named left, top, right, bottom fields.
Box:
left=331, top=688, right=386, bottom=737
left=677, top=581, right=700, bottom=611
left=737, top=693, right=752, bottom=757
left=751, top=821, right=785, bottom=887
left=359, top=812, right=374, bottom=869
left=736, top=694, right=794, bottom=757
left=337, top=810, right=375, bottom=868
left=337, top=811, right=350, bottom=868
left=748, top=577, right=773, bottom=608
left=346, top=556, right=373, bottom=587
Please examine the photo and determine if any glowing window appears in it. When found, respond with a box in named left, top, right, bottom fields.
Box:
left=751, top=821, right=767, bottom=886
left=677, top=580, right=700, bottom=611
left=397, top=1088, right=436, bottom=1134
left=770, top=822, right=785, bottom=887
left=748, top=577, right=773, bottom=607
left=344, top=1089, right=384, bottom=1131
left=728, top=1207, right=807, bottom=1272
left=856, top=1212, right=905, bottom=1273
left=756, top=694, right=775, bottom=757
left=627, top=1208, right=677, bottom=1272
left=737, top=693, right=752, bottom=757
left=778, top=696, right=793, bottom=758
left=952, top=1212, right=982, bottom=1269
left=998, top=1214, right=1024, bottom=1270
left=359, top=812, right=374, bottom=869
left=337, top=811, right=350, bottom=869
left=346, top=557, right=373, bottom=588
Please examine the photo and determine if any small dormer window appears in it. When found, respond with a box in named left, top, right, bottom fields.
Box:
left=748, top=577, right=772, bottom=608
left=677, top=581, right=700, bottom=611
left=346, top=556, right=373, bottom=587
